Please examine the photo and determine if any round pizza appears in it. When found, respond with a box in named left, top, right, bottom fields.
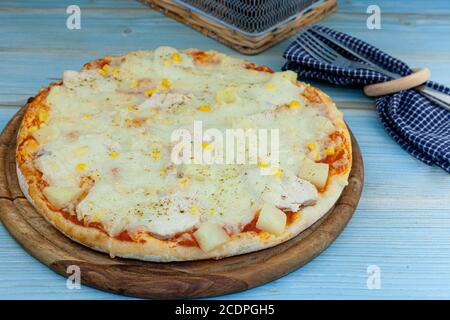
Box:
left=16, top=47, right=352, bottom=262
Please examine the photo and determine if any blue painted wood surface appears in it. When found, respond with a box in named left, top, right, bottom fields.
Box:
left=1, top=0, right=450, bottom=299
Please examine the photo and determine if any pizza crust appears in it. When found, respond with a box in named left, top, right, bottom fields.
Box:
left=16, top=52, right=352, bottom=262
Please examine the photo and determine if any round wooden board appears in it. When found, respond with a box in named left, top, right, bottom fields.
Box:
left=0, top=107, right=364, bottom=299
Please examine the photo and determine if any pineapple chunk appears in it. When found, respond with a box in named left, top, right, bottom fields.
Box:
left=32, top=126, right=60, bottom=144
left=256, top=203, right=287, bottom=236
left=193, top=222, right=230, bottom=252
left=298, top=162, right=329, bottom=189
left=43, top=186, right=81, bottom=209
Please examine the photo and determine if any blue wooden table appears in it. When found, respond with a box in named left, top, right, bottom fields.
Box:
left=1, top=0, right=450, bottom=300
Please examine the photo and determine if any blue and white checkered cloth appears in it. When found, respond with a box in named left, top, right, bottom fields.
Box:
left=283, top=25, right=450, bottom=173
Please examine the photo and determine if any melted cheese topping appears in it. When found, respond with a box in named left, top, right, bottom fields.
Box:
left=32, top=47, right=346, bottom=238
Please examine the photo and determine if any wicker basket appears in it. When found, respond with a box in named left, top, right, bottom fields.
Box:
left=139, top=0, right=337, bottom=55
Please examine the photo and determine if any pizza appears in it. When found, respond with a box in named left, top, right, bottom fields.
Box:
left=16, top=47, right=352, bottom=262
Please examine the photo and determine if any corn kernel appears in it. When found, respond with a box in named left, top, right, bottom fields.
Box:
left=179, top=177, right=189, bottom=185
left=289, top=100, right=301, bottom=108
left=271, top=167, right=284, bottom=178
left=129, top=79, right=138, bottom=89
left=265, top=82, right=276, bottom=91
left=325, top=146, right=335, bottom=156
left=161, top=78, right=171, bottom=89
left=202, top=142, right=212, bottom=150
left=258, top=161, right=270, bottom=168
left=109, top=152, right=120, bottom=158
left=189, top=206, right=199, bottom=214
left=151, top=149, right=161, bottom=160
left=171, top=53, right=182, bottom=62
left=145, top=88, right=156, bottom=97
left=127, top=105, right=138, bottom=111
left=197, top=105, right=211, bottom=112
left=98, top=69, right=107, bottom=77
left=76, top=163, right=87, bottom=172
left=209, top=208, right=215, bottom=215
left=102, top=64, right=110, bottom=73
left=83, top=113, right=93, bottom=119
left=307, top=142, right=317, bottom=151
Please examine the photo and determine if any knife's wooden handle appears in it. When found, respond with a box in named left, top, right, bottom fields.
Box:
left=363, top=68, right=430, bottom=96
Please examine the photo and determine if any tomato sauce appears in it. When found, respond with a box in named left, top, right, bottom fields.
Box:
left=115, top=230, right=133, bottom=242
left=83, top=58, right=110, bottom=70
left=59, top=209, right=84, bottom=227
left=191, top=50, right=218, bottom=64
left=244, top=62, right=274, bottom=73
left=242, top=215, right=259, bottom=233
left=87, top=221, right=108, bottom=235
left=285, top=211, right=300, bottom=225
left=178, top=237, right=199, bottom=247
left=318, top=131, right=351, bottom=175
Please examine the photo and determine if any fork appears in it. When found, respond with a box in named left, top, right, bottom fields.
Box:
left=295, top=29, right=450, bottom=111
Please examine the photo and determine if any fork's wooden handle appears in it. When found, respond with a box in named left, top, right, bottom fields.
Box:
left=363, top=68, right=430, bottom=96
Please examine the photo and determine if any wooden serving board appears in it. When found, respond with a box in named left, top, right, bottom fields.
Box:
left=0, top=107, right=363, bottom=299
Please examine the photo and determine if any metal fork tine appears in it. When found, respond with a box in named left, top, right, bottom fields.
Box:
left=310, top=27, right=399, bottom=78
left=296, top=39, right=333, bottom=64
left=304, top=30, right=340, bottom=58
left=296, top=32, right=334, bottom=64
left=296, top=32, right=327, bottom=61
left=310, top=28, right=373, bottom=64
left=301, top=32, right=337, bottom=61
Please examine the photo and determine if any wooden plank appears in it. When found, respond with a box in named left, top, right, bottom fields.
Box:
left=0, top=0, right=138, bottom=9
left=2, top=0, right=450, bottom=14
left=1, top=6, right=450, bottom=106
left=2, top=11, right=450, bottom=60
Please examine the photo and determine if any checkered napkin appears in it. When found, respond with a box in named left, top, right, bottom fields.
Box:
left=282, top=25, right=450, bottom=173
